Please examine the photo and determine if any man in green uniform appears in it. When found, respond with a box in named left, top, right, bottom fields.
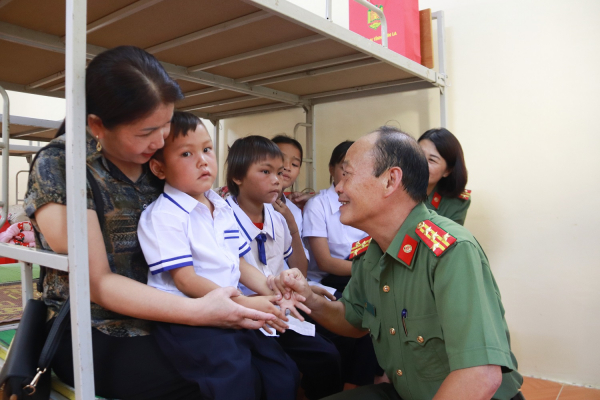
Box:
left=275, top=126, right=523, bottom=399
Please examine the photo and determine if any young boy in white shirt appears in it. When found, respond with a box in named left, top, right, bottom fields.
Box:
left=225, top=136, right=343, bottom=400
left=138, top=112, right=305, bottom=400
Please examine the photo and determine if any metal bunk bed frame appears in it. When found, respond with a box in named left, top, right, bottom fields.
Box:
left=0, top=0, right=448, bottom=397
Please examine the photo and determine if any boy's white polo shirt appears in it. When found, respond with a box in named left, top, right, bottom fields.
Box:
left=226, top=196, right=292, bottom=295
left=302, top=183, right=368, bottom=283
left=139, top=184, right=251, bottom=297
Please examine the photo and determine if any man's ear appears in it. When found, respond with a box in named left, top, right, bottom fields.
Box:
left=149, top=158, right=166, bottom=180
left=232, top=177, right=243, bottom=187
left=87, top=114, right=105, bottom=139
left=383, top=166, right=403, bottom=197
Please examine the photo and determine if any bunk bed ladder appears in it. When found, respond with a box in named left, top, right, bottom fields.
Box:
left=0, top=0, right=96, bottom=398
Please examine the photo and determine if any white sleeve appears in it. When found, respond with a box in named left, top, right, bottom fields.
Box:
left=281, top=214, right=293, bottom=260
left=138, top=209, right=193, bottom=275
left=302, top=196, right=328, bottom=238
left=224, top=228, right=251, bottom=257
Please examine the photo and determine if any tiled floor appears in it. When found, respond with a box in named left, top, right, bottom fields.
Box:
left=521, top=377, right=600, bottom=400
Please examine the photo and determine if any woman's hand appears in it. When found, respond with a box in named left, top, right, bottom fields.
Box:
left=276, top=292, right=311, bottom=321
left=233, top=293, right=289, bottom=333
left=198, top=287, right=281, bottom=330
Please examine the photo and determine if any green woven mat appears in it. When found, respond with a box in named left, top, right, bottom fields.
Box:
left=0, top=263, right=40, bottom=284
left=0, top=329, right=15, bottom=347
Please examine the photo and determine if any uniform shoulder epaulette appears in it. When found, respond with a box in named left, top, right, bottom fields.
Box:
left=415, top=220, right=456, bottom=257
left=349, top=236, right=372, bottom=260
left=458, top=189, right=471, bottom=201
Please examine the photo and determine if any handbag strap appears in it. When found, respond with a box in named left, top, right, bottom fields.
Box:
left=28, top=141, right=107, bottom=370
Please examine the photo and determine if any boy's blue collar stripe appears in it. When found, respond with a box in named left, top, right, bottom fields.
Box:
left=234, top=211, right=252, bottom=242
left=163, top=193, right=189, bottom=214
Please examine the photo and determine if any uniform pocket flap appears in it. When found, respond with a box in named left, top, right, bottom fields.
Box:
left=402, top=313, right=444, bottom=346
left=361, top=310, right=381, bottom=340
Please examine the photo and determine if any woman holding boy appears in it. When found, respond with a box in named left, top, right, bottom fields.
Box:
left=25, top=46, right=282, bottom=399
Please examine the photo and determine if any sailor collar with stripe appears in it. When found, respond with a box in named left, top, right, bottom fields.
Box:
left=225, top=196, right=277, bottom=242
left=325, top=183, right=342, bottom=214
left=162, top=183, right=229, bottom=214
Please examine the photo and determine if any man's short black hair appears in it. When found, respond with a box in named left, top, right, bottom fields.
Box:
left=271, top=135, right=303, bottom=166
left=371, top=126, right=428, bottom=202
left=226, top=136, right=283, bottom=197
left=153, top=111, right=205, bottom=161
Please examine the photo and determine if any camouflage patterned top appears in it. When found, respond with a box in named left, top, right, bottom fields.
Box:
left=24, top=133, right=163, bottom=337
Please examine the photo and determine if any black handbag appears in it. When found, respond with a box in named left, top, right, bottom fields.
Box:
left=0, top=298, right=70, bottom=399
left=0, top=142, right=106, bottom=399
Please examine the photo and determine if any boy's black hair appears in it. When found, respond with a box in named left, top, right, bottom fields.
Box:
left=226, top=136, right=283, bottom=197
left=153, top=111, right=206, bottom=161
left=418, top=128, right=468, bottom=198
left=271, top=135, right=303, bottom=166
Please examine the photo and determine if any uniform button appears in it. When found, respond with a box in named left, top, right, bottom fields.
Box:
left=142, top=204, right=148, bottom=209
left=396, top=370, right=403, bottom=376
left=390, top=328, right=396, bottom=335
left=383, top=285, right=390, bottom=293
left=417, top=336, right=425, bottom=344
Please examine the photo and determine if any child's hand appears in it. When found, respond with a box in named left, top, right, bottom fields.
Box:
left=272, top=198, right=298, bottom=232
left=287, top=191, right=315, bottom=209
left=235, top=295, right=289, bottom=333
left=276, top=292, right=311, bottom=322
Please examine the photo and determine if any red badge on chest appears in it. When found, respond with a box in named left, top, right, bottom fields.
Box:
left=431, top=192, right=441, bottom=209
left=397, top=235, right=417, bottom=265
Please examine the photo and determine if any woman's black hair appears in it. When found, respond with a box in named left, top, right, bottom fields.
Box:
left=55, top=45, right=183, bottom=137
left=329, top=141, right=354, bottom=167
left=153, top=111, right=206, bottom=161
left=271, top=135, right=303, bottom=166
left=418, top=128, right=468, bottom=198
left=226, top=136, right=283, bottom=197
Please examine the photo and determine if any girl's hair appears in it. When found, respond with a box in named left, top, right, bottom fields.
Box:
left=418, top=128, right=468, bottom=198
left=153, top=111, right=206, bottom=161
left=271, top=135, right=303, bottom=166
left=329, top=141, right=354, bottom=167
left=226, top=136, right=283, bottom=197
left=56, top=45, right=183, bottom=136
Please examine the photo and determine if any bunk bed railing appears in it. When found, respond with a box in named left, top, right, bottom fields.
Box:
left=352, top=0, right=388, bottom=48
left=0, top=86, right=9, bottom=228
left=0, top=0, right=95, bottom=398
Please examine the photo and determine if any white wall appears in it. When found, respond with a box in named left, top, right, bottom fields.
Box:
left=223, top=0, right=600, bottom=388
left=0, top=92, right=65, bottom=208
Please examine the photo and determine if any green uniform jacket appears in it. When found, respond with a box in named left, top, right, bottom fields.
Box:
left=340, top=203, right=522, bottom=400
left=425, top=186, right=471, bottom=225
